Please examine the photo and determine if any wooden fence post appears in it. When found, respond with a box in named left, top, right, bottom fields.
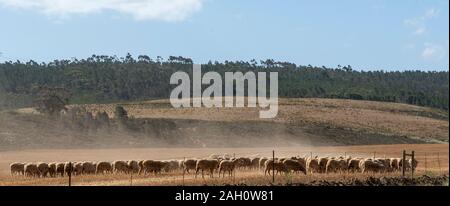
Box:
left=402, top=150, right=406, bottom=177
left=411, top=151, right=415, bottom=178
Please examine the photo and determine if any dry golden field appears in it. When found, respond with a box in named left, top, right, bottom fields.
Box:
left=0, top=144, right=447, bottom=186
left=18, top=98, right=447, bottom=143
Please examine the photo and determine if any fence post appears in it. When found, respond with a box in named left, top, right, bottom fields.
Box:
left=272, top=150, right=275, bottom=184
left=373, top=152, right=376, bottom=159
left=411, top=151, right=415, bottom=178
left=68, top=162, right=72, bottom=187
left=402, top=150, right=406, bottom=177
left=130, top=172, right=133, bottom=186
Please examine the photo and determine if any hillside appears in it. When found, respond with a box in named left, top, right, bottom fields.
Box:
left=1, top=98, right=447, bottom=151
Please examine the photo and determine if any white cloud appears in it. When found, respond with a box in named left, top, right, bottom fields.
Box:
left=0, top=0, right=203, bottom=22
left=422, top=43, right=445, bottom=60
left=404, top=8, right=440, bottom=36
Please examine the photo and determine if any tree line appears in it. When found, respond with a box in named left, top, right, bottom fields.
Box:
left=0, top=54, right=448, bottom=110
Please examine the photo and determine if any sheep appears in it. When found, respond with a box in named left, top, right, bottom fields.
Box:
left=360, top=159, right=385, bottom=173
left=259, top=158, right=268, bottom=170
left=390, top=158, right=400, bottom=171
left=318, top=157, right=329, bottom=173
left=195, top=159, right=219, bottom=178
left=296, top=157, right=307, bottom=170
left=306, top=158, right=320, bottom=174
left=64, top=162, right=74, bottom=176
left=400, top=158, right=419, bottom=172
left=113, top=161, right=130, bottom=174
left=338, top=159, right=348, bottom=172
left=282, top=159, right=306, bottom=174
left=73, top=162, right=84, bottom=175
left=235, top=157, right=252, bottom=170
left=163, top=160, right=180, bottom=173
left=138, top=160, right=144, bottom=174
left=218, top=159, right=238, bottom=178
left=250, top=157, right=260, bottom=170
left=82, top=162, right=97, bottom=175
left=127, top=160, right=140, bottom=174
left=48, top=163, right=57, bottom=177
left=325, top=159, right=340, bottom=173
left=347, top=158, right=362, bottom=172
left=96, top=162, right=113, bottom=174
left=375, top=158, right=391, bottom=172
left=139, top=160, right=167, bottom=175
left=182, top=159, right=197, bottom=174
left=37, top=162, right=50, bottom=177
left=264, top=159, right=287, bottom=175
left=409, top=158, right=419, bottom=171
left=24, top=163, right=39, bottom=177
left=10, top=162, right=25, bottom=176
left=56, top=162, right=65, bottom=177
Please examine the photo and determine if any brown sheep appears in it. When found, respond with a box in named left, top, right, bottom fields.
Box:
left=360, top=159, right=385, bottom=173
left=139, top=160, right=167, bottom=175
left=251, top=157, right=260, bottom=170
left=283, top=159, right=306, bottom=174
left=235, top=157, right=252, bottom=170
left=113, top=161, right=129, bottom=174
left=96, top=161, right=113, bottom=174
left=259, top=158, right=268, bottom=170
left=264, top=159, right=287, bottom=176
left=218, top=159, right=238, bottom=178
left=73, top=162, right=84, bottom=175
left=409, top=158, right=419, bottom=171
left=64, top=162, right=74, bottom=176
left=306, top=158, right=320, bottom=174
left=82, top=162, right=97, bottom=175
left=48, top=163, right=57, bottom=177
left=347, top=158, right=362, bottom=172
left=325, top=159, right=340, bottom=173
left=195, top=159, right=219, bottom=178
left=127, top=160, right=140, bottom=174
left=163, top=160, right=180, bottom=173
left=375, top=158, right=391, bottom=172
left=37, top=162, right=50, bottom=177
left=24, top=163, right=39, bottom=177
left=182, top=159, right=197, bottom=174
left=390, top=158, right=400, bottom=171
left=10, top=162, right=25, bottom=176
left=318, top=157, right=329, bottom=173
left=56, top=162, right=65, bottom=177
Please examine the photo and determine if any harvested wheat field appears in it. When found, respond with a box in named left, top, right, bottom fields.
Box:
left=0, top=144, right=447, bottom=186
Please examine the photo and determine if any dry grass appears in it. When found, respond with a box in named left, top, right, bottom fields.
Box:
left=18, top=98, right=447, bottom=142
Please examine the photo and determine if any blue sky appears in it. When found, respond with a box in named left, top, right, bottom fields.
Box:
left=0, top=0, right=448, bottom=71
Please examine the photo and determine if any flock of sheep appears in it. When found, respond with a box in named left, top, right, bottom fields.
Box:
left=9, top=154, right=418, bottom=179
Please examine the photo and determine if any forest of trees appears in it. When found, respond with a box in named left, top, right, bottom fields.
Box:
left=0, top=54, right=448, bottom=110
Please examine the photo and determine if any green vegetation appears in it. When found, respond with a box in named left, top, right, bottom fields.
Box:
left=0, top=54, right=448, bottom=110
